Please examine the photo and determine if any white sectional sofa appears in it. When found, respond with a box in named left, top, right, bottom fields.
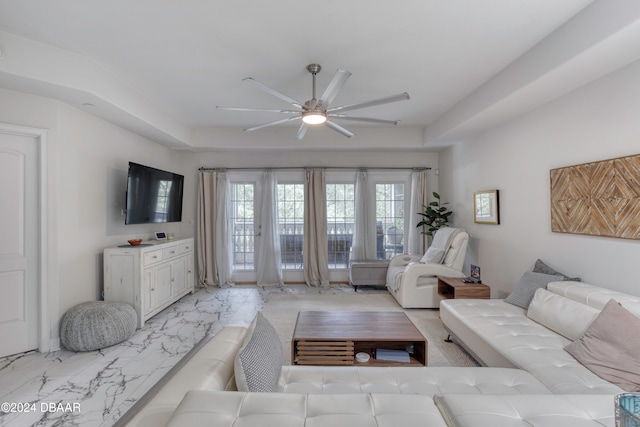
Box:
left=123, top=326, right=549, bottom=427
left=440, top=280, right=640, bottom=394
left=121, top=280, right=639, bottom=427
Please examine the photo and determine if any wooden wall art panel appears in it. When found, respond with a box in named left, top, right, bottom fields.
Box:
left=550, top=154, right=640, bottom=240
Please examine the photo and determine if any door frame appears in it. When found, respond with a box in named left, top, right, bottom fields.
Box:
left=0, top=123, right=55, bottom=353
left=228, top=172, right=263, bottom=283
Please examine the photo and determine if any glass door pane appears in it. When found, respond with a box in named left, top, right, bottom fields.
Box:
left=376, top=183, right=405, bottom=259
left=277, top=183, right=304, bottom=270
left=326, top=183, right=354, bottom=269
left=231, top=183, right=255, bottom=271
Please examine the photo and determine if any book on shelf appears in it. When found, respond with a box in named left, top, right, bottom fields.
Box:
left=375, top=348, right=410, bottom=363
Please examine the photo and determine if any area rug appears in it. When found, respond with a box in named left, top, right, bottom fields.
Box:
left=262, top=293, right=478, bottom=367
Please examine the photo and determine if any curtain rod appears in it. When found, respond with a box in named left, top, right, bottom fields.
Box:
left=198, top=166, right=431, bottom=172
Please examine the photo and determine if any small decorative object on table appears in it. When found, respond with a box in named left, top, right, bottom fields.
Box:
left=355, top=352, right=370, bottom=363
left=127, top=239, right=143, bottom=246
left=616, top=393, right=640, bottom=427
left=470, top=264, right=481, bottom=283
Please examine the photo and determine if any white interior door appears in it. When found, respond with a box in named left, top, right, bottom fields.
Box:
left=0, top=130, right=39, bottom=357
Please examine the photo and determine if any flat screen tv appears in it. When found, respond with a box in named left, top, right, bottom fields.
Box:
left=125, top=162, right=184, bottom=225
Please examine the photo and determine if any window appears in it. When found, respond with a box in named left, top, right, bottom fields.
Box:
left=154, top=180, right=172, bottom=221
left=231, top=183, right=255, bottom=270
left=227, top=170, right=412, bottom=278
left=326, top=183, right=355, bottom=269
left=277, top=183, right=304, bottom=269
left=376, top=183, right=405, bottom=259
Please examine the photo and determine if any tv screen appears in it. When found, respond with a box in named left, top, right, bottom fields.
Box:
left=125, top=162, right=184, bottom=225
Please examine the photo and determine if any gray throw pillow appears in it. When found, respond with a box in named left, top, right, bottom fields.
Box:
left=234, top=312, right=283, bottom=392
left=504, top=272, right=564, bottom=309
left=533, top=259, right=581, bottom=282
left=565, top=299, right=640, bottom=392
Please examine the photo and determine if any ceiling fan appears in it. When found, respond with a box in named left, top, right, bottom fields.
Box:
left=217, top=64, right=410, bottom=140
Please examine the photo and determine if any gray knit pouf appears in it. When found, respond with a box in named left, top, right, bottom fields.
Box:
left=60, top=301, right=137, bottom=351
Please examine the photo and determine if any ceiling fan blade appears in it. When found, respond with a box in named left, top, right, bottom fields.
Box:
left=325, top=120, right=355, bottom=138
left=245, top=115, right=300, bottom=132
left=243, top=77, right=305, bottom=109
left=217, top=106, right=300, bottom=114
left=296, top=123, right=309, bottom=140
left=318, top=69, right=351, bottom=108
left=327, top=92, right=410, bottom=113
left=328, top=114, right=400, bottom=125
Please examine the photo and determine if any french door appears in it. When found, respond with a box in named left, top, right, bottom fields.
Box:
left=229, top=171, right=306, bottom=283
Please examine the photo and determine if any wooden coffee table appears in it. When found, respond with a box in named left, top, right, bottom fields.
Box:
left=291, top=311, right=427, bottom=366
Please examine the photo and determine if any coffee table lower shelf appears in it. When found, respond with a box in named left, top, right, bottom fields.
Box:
left=293, top=339, right=426, bottom=366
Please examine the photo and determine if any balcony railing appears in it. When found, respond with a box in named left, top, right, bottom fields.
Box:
left=232, top=221, right=403, bottom=270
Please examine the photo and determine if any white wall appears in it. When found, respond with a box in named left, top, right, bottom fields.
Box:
left=55, top=102, right=185, bottom=313
left=0, top=88, right=186, bottom=344
left=440, top=58, right=640, bottom=297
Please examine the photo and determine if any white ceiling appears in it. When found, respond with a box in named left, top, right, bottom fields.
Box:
left=2, top=0, right=638, bottom=151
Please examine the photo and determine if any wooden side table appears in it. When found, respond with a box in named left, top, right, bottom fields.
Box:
left=437, top=276, right=490, bottom=299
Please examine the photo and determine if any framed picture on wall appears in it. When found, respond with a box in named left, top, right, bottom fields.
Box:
left=474, top=190, right=500, bottom=224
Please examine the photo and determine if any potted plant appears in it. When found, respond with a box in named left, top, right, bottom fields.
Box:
left=416, top=192, right=453, bottom=237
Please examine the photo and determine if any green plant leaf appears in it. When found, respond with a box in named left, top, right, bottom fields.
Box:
left=416, top=191, right=453, bottom=236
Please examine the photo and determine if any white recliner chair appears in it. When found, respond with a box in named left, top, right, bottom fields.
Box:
left=386, top=228, right=469, bottom=308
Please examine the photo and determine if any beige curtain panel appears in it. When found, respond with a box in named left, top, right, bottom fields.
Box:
left=303, top=168, right=330, bottom=286
left=197, top=170, right=234, bottom=287
left=408, top=169, right=428, bottom=255
left=197, top=171, right=217, bottom=287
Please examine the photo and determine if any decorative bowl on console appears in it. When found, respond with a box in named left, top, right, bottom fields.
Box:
left=127, top=239, right=143, bottom=246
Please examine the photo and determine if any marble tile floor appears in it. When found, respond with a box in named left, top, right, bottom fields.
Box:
left=0, top=284, right=383, bottom=427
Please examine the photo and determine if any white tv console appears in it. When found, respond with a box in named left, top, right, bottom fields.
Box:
left=103, top=238, right=194, bottom=328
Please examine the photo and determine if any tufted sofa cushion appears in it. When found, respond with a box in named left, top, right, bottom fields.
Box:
left=434, top=394, right=616, bottom=427
left=547, top=281, right=640, bottom=308
left=527, top=288, right=600, bottom=340
left=278, top=366, right=550, bottom=395
left=166, top=390, right=449, bottom=427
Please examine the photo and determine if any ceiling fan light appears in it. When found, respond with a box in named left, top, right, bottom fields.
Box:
left=302, top=110, right=327, bottom=125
